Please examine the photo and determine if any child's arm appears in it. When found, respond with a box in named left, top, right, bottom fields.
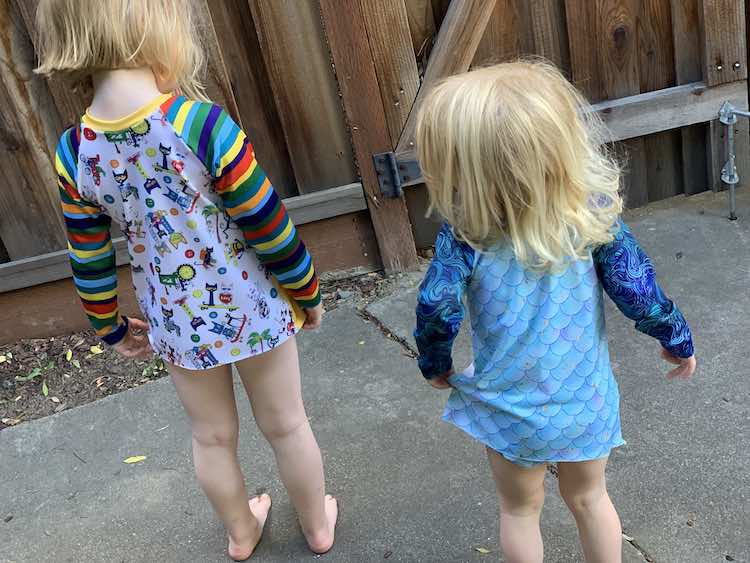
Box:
left=162, top=99, right=320, bottom=313
left=593, top=220, right=695, bottom=376
left=414, top=223, right=475, bottom=386
left=56, top=127, right=150, bottom=355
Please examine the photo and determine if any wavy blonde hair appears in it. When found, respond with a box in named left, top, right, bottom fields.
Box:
left=35, top=0, right=207, bottom=100
left=416, top=60, right=623, bottom=269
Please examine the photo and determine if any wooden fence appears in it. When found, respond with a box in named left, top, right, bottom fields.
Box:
left=0, top=0, right=748, bottom=341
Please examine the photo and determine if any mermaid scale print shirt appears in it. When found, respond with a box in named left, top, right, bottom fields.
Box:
left=414, top=223, right=693, bottom=465
left=56, top=94, right=320, bottom=370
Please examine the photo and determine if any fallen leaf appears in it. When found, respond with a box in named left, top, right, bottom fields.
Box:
left=123, top=455, right=147, bottom=464
left=0, top=355, right=7, bottom=364
left=6, top=353, right=12, bottom=360
left=1, top=418, right=21, bottom=426
left=71, top=359, right=81, bottom=369
left=357, top=340, right=365, bottom=345
left=65, top=349, right=73, bottom=362
left=51, top=396, right=60, bottom=403
left=474, top=547, right=491, bottom=555
left=41, top=381, right=49, bottom=397
left=89, top=345, right=104, bottom=355
left=45, top=361, right=54, bottom=370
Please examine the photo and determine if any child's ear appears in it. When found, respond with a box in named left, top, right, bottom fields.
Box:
left=152, top=65, right=177, bottom=94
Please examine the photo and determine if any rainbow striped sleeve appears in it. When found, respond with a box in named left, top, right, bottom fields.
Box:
left=161, top=96, right=321, bottom=308
left=56, top=126, right=128, bottom=345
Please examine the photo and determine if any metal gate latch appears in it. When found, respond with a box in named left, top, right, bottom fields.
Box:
left=372, top=151, right=422, bottom=198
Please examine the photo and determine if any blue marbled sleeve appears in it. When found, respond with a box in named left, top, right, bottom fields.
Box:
left=593, top=220, right=694, bottom=358
left=414, top=223, right=476, bottom=379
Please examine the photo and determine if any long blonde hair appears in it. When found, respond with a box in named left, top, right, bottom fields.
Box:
left=416, top=60, right=623, bottom=269
left=35, top=0, right=207, bottom=100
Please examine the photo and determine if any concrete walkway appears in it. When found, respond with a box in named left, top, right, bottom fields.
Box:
left=2, top=190, right=749, bottom=562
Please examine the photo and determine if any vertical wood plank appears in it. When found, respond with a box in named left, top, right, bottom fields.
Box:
left=0, top=1, right=67, bottom=258
left=565, top=0, right=604, bottom=101
left=638, top=0, right=682, bottom=202
left=702, top=0, right=748, bottom=86
left=206, top=0, right=296, bottom=197
left=702, top=0, right=749, bottom=191
left=473, top=0, right=534, bottom=67
left=320, top=0, right=418, bottom=272
left=250, top=0, right=357, bottom=193
left=671, top=0, right=709, bottom=195
left=597, top=0, right=648, bottom=207
left=530, top=0, right=570, bottom=72
left=361, top=0, right=421, bottom=146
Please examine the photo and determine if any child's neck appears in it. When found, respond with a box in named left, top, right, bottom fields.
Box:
left=89, top=67, right=165, bottom=120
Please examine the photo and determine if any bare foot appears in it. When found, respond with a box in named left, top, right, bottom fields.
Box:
left=227, top=494, right=272, bottom=561
left=305, top=494, right=338, bottom=554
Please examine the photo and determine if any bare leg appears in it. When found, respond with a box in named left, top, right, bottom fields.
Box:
left=486, top=448, right=546, bottom=563
left=235, top=336, right=337, bottom=554
left=558, top=458, right=622, bottom=563
left=169, top=363, right=270, bottom=561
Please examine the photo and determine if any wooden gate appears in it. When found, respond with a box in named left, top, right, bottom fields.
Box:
left=0, top=0, right=747, bottom=341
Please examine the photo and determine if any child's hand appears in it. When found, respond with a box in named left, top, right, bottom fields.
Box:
left=427, top=370, right=454, bottom=389
left=661, top=348, right=696, bottom=379
left=113, top=318, right=153, bottom=359
left=303, top=304, right=324, bottom=330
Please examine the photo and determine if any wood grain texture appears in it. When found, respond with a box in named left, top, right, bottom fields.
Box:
left=596, top=0, right=648, bottom=208
left=593, top=80, right=747, bottom=142
left=207, top=0, right=296, bottom=197
left=638, top=0, right=682, bottom=202
left=250, top=0, right=357, bottom=193
left=565, top=0, right=604, bottom=101
left=320, top=0, right=418, bottom=272
left=396, top=0, right=498, bottom=154
left=530, top=0, right=570, bottom=71
left=702, top=0, right=748, bottom=86
left=361, top=0, right=421, bottom=146
left=0, top=1, right=67, bottom=259
left=671, top=0, right=709, bottom=195
left=473, top=0, right=533, bottom=67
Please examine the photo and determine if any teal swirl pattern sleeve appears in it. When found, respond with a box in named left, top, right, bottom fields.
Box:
left=593, top=221, right=694, bottom=358
left=414, top=223, right=476, bottom=379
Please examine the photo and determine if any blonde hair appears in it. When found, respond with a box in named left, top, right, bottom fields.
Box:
left=416, top=60, right=623, bottom=270
left=35, top=0, right=207, bottom=100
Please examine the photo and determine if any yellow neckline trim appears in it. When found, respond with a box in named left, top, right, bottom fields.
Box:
left=82, top=93, right=172, bottom=131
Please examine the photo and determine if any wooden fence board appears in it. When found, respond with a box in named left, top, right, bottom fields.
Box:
left=565, top=0, right=604, bottom=101
left=361, top=0, right=421, bottom=147
left=473, top=0, right=532, bottom=67
left=396, top=0, right=498, bottom=155
left=320, top=0, right=418, bottom=272
left=672, top=0, right=709, bottom=195
left=702, top=0, right=748, bottom=86
left=639, top=0, right=682, bottom=202
left=597, top=0, right=648, bottom=208
left=206, top=0, right=296, bottom=198
left=250, top=0, right=357, bottom=194
left=530, top=0, right=570, bottom=72
left=0, top=1, right=67, bottom=259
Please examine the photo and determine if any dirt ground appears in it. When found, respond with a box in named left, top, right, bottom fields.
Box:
left=0, top=270, right=413, bottom=430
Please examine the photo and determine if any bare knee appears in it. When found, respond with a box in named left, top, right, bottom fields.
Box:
left=559, top=484, right=606, bottom=516
left=257, top=413, right=308, bottom=445
left=191, top=424, right=238, bottom=450
left=498, top=484, right=545, bottom=517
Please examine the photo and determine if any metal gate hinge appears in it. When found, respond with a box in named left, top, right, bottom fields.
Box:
left=372, top=151, right=421, bottom=198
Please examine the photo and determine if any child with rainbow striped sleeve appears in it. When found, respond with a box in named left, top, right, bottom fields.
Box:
left=38, top=0, right=337, bottom=559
